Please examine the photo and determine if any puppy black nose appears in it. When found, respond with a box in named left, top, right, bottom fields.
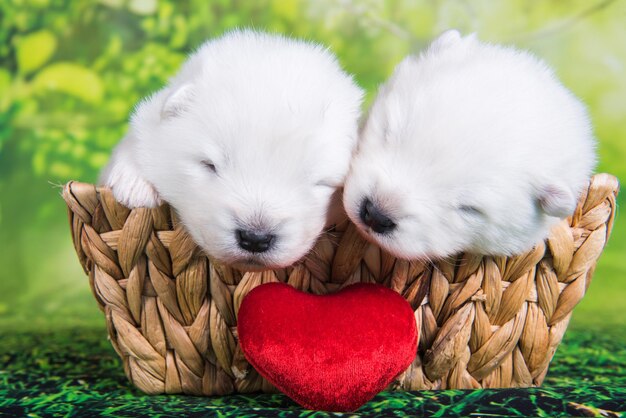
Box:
left=359, top=198, right=396, bottom=234
left=236, top=229, right=275, bottom=253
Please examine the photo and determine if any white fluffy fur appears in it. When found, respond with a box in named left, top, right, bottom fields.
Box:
left=101, top=30, right=363, bottom=269
left=344, top=30, right=596, bottom=260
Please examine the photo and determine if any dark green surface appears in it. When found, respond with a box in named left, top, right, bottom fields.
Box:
left=1, top=325, right=624, bottom=417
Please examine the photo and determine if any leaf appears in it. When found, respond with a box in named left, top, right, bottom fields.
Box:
left=0, top=68, right=10, bottom=91
left=32, top=62, right=104, bottom=104
left=271, top=0, right=298, bottom=20
left=15, top=30, right=58, bottom=74
left=128, top=0, right=157, bottom=15
left=0, top=68, right=11, bottom=113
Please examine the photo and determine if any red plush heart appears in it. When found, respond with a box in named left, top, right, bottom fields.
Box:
left=237, top=282, right=418, bottom=412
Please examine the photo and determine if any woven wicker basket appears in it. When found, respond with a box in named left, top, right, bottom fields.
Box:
left=63, top=173, right=618, bottom=395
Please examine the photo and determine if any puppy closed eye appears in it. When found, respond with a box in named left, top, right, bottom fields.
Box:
left=201, top=160, right=218, bottom=174
left=315, top=179, right=338, bottom=189
left=458, top=205, right=484, bottom=217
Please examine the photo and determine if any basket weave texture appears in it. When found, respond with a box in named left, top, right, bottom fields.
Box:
left=63, top=174, right=618, bottom=395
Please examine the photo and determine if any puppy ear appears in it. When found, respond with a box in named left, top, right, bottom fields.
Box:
left=430, top=29, right=462, bottom=51
left=537, top=183, right=576, bottom=218
left=161, top=83, right=194, bottom=119
left=100, top=136, right=161, bottom=208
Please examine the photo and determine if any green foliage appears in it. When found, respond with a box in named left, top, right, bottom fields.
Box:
left=15, top=29, right=57, bottom=73
left=0, top=1, right=624, bottom=336
left=1, top=0, right=626, bottom=181
left=34, top=62, right=104, bottom=104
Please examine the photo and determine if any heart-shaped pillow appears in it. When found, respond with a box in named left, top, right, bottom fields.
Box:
left=237, top=282, right=418, bottom=411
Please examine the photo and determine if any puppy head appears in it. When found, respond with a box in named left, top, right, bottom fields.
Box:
left=344, top=148, right=570, bottom=259
left=131, top=31, right=363, bottom=269
left=344, top=30, right=586, bottom=260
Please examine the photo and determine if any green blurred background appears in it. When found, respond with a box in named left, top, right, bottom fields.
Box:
left=0, top=0, right=624, bottom=335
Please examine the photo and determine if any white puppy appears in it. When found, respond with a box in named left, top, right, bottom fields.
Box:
left=101, top=30, right=363, bottom=270
left=343, top=30, right=595, bottom=260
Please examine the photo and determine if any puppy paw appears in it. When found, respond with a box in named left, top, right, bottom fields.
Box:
left=108, top=173, right=161, bottom=208
left=100, top=142, right=161, bottom=208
